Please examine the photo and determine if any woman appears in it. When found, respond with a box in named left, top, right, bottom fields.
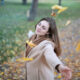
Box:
left=25, top=17, right=72, bottom=80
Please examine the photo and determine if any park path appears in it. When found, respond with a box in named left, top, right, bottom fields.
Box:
left=0, top=18, right=80, bottom=80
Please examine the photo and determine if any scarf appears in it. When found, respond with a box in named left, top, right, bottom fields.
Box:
left=25, top=33, right=52, bottom=57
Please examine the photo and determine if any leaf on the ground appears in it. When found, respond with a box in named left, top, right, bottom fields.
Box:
left=76, top=42, right=80, bottom=52
left=65, top=20, right=71, bottom=26
left=57, top=74, right=62, bottom=79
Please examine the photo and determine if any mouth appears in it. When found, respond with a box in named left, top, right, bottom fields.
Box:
left=37, top=29, right=41, bottom=32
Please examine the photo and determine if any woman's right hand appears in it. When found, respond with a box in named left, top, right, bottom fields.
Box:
left=58, top=64, right=72, bottom=80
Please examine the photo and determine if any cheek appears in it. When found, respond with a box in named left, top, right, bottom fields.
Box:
left=35, top=26, right=38, bottom=31
left=42, top=30, right=48, bottom=35
left=36, top=25, right=40, bottom=30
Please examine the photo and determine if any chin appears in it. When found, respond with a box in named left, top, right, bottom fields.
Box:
left=35, top=31, right=40, bottom=35
left=36, top=33, right=41, bottom=36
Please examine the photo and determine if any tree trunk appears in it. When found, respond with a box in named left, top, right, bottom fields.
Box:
left=22, top=0, right=27, bottom=5
left=58, top=0, right=61, bottom=5
left=27, top=0, right=38, bottom=21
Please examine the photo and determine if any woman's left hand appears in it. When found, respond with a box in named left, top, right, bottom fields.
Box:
left=58, top=64, right=72, bottom=80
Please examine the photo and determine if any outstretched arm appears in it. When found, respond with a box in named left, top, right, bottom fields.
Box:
left=58, top=64, right=72, bottom=80
left=44, top=43, right=63, bottom=68
left=44, top=43, right=72, bottom=80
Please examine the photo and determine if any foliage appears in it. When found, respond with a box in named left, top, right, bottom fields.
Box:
left=0, top=0, right=80, bottom=79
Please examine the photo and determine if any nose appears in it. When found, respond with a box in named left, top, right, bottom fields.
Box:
left=38, top=25, right=41, bottom=30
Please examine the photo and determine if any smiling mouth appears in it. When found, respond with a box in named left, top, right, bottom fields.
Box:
left=37, top=29, right=41, bottom=32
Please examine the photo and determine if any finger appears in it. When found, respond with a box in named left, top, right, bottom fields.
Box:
left=63, top=71, right=70, bottom=79
left=66, top=71, right=72, bottom=79
left=68, top=71, right=72, bottom=79
left=64, top=68, right=71, bottom=72
left=62, top=69, right=72, bottom=80
left=62, top=72, right=68, bottom=79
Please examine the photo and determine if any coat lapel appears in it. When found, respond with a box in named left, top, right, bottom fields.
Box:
left=27, top=40, right=54, bottom=58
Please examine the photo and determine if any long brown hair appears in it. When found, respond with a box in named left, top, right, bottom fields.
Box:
left=35, top=17, right=62, bottom=56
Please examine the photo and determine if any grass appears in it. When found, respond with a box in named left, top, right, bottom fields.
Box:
left=0, top=0, right=80, bottom=63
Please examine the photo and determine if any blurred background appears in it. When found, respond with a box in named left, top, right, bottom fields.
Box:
left=0, top=0, right=80, bottom=80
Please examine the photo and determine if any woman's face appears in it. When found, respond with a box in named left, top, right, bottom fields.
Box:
left=35, top=20, right=50, bottom=36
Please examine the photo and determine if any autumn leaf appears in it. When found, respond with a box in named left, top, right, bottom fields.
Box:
left=51, top=5, right=63, bottom=10
left=16, top=57, right=33, bottom=62
left=22, top=57, right=33, bottom=61
left=26, top=40, right=36, bottom=48
left=57, top=7, right=68, bottom=14
left=51, top=12, right=56, bottom=16
left=57, top=74, right=62, bottom=79
left=0, top=72, right=4, bottom=75
left=65, top=20, right=71, bottom=26
left=76, top=42, right=80, bottom=52
left=7, top=79, right=12, bottom=80
left=51, top=5, right=68, bottom=15
left=64, top=58, right=69, bottom=62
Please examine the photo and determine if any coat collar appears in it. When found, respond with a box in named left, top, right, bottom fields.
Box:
left=27, top=40, right=55, bottom=58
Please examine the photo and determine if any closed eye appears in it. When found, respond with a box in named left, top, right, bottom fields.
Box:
left=42, top=26, right=46, bottom=30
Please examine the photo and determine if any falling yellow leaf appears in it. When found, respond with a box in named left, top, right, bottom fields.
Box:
left=22, top=57, right=33, bottom=61
left=57, top=7, right=68, bottom=14
left=51, top=5, right=68, bottom=15
left=65, top=20, right=71, bottom=26
left=76, top=42, right=80, bottom=52
left=51, top=12, right=56, bottom=16
left=26, top=40, right=36, bottom=48
left=51, top=5, right=62, bottom=10
left=16, top=57, right=33, bottom=62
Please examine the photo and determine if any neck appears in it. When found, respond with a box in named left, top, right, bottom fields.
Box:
left=36, top=34, right=46, bottom=39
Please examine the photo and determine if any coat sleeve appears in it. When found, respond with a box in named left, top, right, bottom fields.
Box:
left=44, top=43, right=63, bottom=69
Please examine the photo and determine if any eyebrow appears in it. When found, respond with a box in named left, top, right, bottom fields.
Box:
left=40, top=22, right=48, bottom=28
left=41, top=24, right=46, bottom=27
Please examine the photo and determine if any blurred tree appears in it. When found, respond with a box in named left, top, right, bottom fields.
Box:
left=58, top=0, right=61, bottom=5
left=22, top=0, right=27, bottom=5
left=27, top=0, right=38, bottom=21
left=1, top=0, right=4, bottom=5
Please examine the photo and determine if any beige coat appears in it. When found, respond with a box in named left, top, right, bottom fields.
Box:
left=25, top=40, right=63, bottom=80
